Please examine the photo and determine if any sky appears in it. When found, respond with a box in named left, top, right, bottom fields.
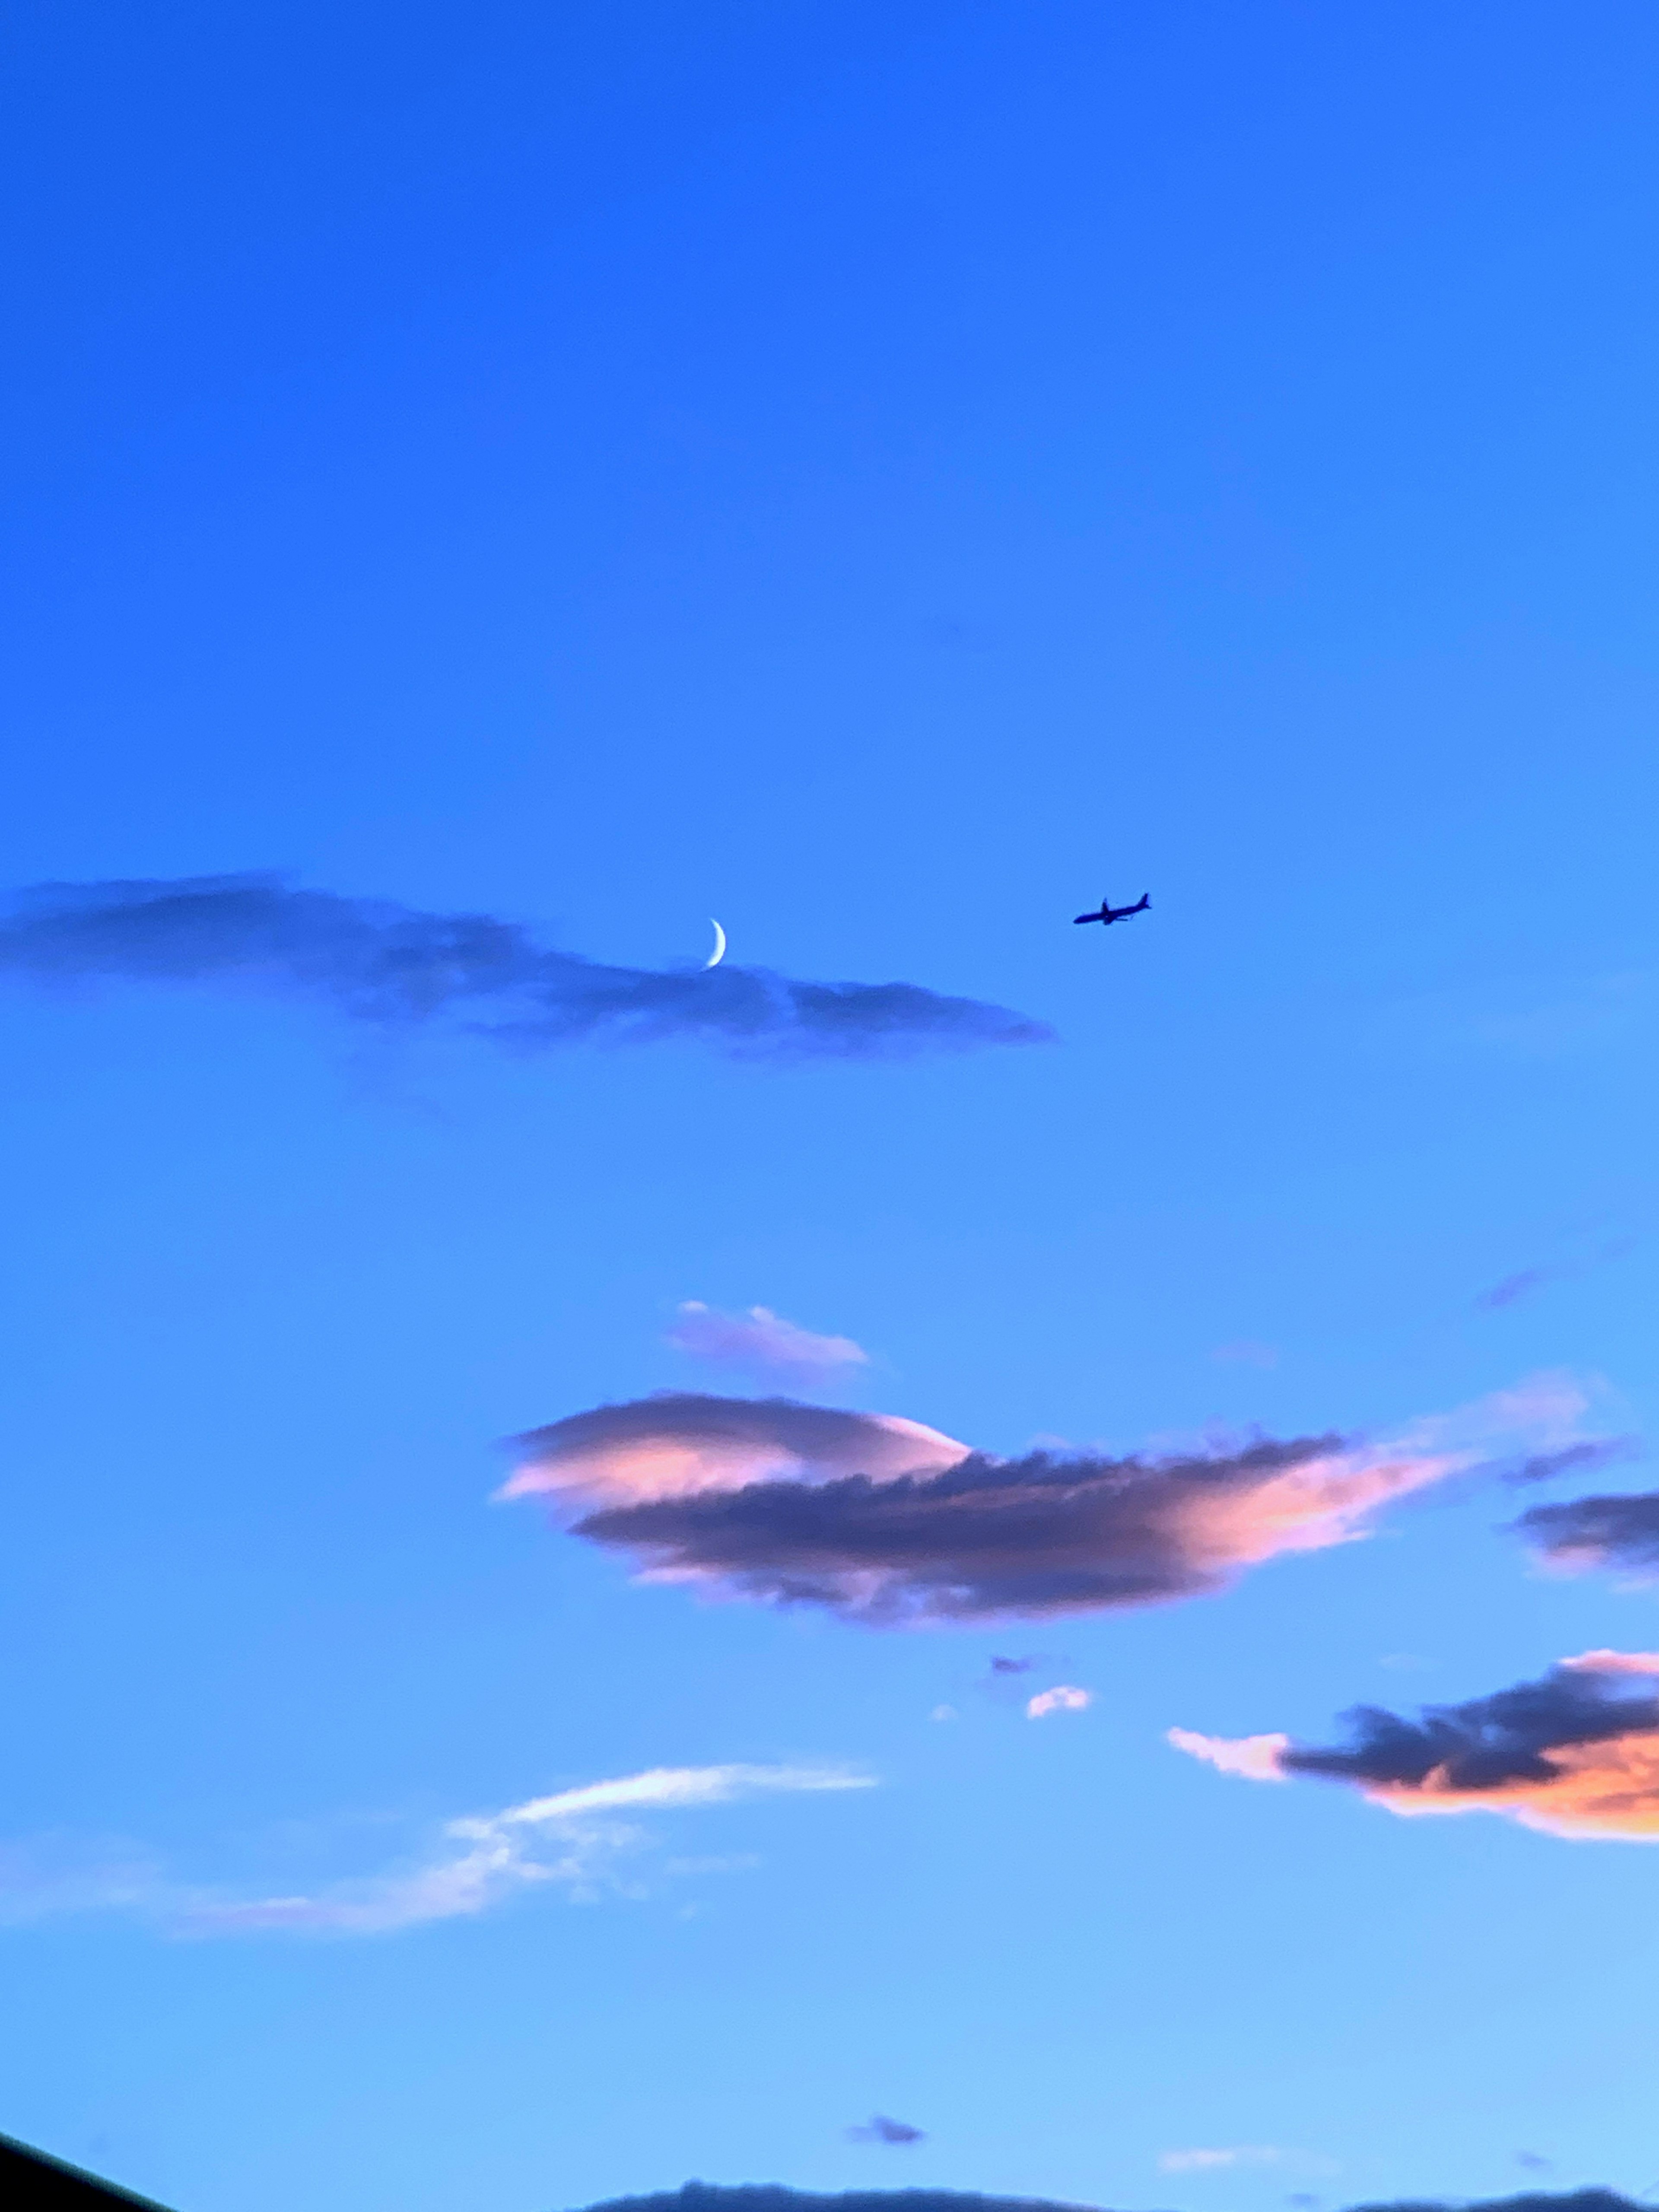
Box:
left=2, top=5, right=1658, bottom=2211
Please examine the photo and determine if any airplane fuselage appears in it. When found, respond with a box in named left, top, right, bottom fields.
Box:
left=1073, top=894, right=1150, bottom=927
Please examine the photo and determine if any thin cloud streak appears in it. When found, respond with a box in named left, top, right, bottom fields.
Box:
left=0, top=875, right=1052, bottom=1063
left=0, top=1763, right=874, bottom=1939
left=667, top=1303, right=870, bottom=1382
left=1171, top=1651, right=1659, bottom=1840
left=1504, top=1438, right=1639, bottom=1487
left=502, top=1375, right=1605, bottom=1626
left=1159, top=2149, right=1288, bottom=2174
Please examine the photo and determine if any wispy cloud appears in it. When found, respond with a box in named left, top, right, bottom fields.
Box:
left=1475, top=1235, right=1636, bottom=1312
left=667, top=1303, right=869, bottom=1383
left=1170, top=1650, right=1659, bottom=1840
left=1503, top=1437, right=1640, bottom=1487
left=1374, top=971, right=1652, bottom=1059
left=1027, top=1685, right=1092, bottom=1719
left=499, top=1373, right=1607, bottom=1627
left=0, top=875, right=1051, bottom=1063
left=1158, top=2148, right=1289, bottom=2174
left=0, top=1763, right=873, bottom=1939
left=1514, top=1489, right=1659, bottom=1576
left=1212, top=1341, right=1280, bottom=1370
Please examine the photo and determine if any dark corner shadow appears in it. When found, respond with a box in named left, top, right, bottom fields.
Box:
left=0, top=2132, right=178, bottom=2210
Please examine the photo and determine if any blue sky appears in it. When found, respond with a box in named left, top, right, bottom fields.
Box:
left=2, top=6, right=1657, bottom=2212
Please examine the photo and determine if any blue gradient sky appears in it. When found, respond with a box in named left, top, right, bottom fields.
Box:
left=2, top=7, right=1656, bottom=2212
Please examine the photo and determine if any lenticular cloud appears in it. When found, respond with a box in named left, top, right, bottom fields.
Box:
left=0, top=874, right=1052, bottom=1062
left=500, top=1376, right=1603, bottom=1626
left=1171, top=1651, right=1659, bottom=1840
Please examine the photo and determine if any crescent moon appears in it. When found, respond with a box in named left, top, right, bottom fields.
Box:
left=705, top=918, right=728, bottom=969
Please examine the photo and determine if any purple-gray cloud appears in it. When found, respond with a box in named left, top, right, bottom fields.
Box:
left=0, top=876, right=1052, bottom=1062
left=500, top=1379, right=1603, bottom=1627
left=847, top=2117, right=926, bottom=2146
left=1503, top=1438, right=1640, bottom=1487
left=667, top=1303, right=869, bottom=1382
left=1514, top=1490, right=1659, bottom=1574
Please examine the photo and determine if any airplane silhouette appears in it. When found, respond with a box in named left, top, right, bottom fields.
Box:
left=1073, top=891, right=1150, bottom=928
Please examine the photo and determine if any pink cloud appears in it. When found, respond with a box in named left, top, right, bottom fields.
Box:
left=1027, top=1685, right=1093, bottom=1719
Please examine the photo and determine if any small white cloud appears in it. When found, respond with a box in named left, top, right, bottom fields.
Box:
left=667, top=1301, right=869, bottom=1381
left=1159, top=2148, right=1286, bottom=2175
left=930, top=1704, right=959, bottom=1723
left=1027, top=1685, right=1092, bottom=1720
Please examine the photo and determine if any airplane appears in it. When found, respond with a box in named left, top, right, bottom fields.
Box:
left=1073, top=891, right=1150, bottom=928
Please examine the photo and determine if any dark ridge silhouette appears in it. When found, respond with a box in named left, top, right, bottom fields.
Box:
left=570, top=2187, right=1647, bottom=2212
left=1350, top=2196, right=1642, bottom=2212
left=574, top=2190, right=1095, bottom=2212
left=0, top=2132, right=176, bottom=2209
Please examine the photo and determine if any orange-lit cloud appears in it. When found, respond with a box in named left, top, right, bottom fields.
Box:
left=501, top=1376, right=1608, bottom=1626
left=1171, top=1651, right=1659, bottom=1841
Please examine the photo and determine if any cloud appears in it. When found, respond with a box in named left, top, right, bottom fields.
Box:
left=667, top=1303, right=869, bottom=1382
left=0, top=875, right=1051, bottom=1064
left=1477, top=1268, right=1551, bottom=1311
left=1513, top=1490, right=1659, bottom=1575
left=500, top=1392, right=968, bottom=1507
left=1027, top=1685, right=1091, bottom=1719
left=847, top=2117, right=926, bottom=2146
left=0, top=1763, right=872, bottom=1938
left=1212, top=1341, right=1281, bottom=1370
left=1159, top=2149, right=1288, bottom=2174
left=1477, top=1236, right=1637, bottom=1313
left=989, top=1655, right=1037, bottom=1675
left=501, top=1376, right=1609, bottom=1627
left=1503, top=1438, right=1640, bottom=1487
left=1170, top=1650, right=1659, bottom=1839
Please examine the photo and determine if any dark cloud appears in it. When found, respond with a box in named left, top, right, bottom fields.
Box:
left=1514, top=1490, right=1659, bottom=1573
left=500, top=1386, right=1543, bottom=1626
left=569, top=1435, right=1363, bottom=1622
left=0, top=876, right=1051, bottom=1062
left=847, top=2117, right=926, bottom=2146
left=1503, top=1439, right=1640, bottom=1486
left=1281, top=1663, right=1659, bottom=1793
left=1173, top=1651, right=1659, bottom=1838
left=1477, top=1268, right=1551, bottom=1311
left=989, top=1656, right=1037, bottom=1675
